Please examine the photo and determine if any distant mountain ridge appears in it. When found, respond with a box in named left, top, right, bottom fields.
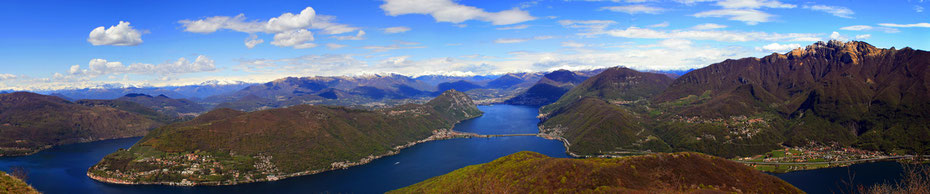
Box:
left=0, top=92, right=162, bottom=156
left=537, top=41, right=930, bottom=158
left=505, top=69, right=603, bottom=106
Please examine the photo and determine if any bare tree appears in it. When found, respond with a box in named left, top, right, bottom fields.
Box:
left=8, top=166, right=28, bottom=181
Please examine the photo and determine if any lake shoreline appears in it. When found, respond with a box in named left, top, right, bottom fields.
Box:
left=85, top=113, right=495, bottom=187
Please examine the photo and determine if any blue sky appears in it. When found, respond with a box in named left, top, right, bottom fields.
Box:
left=0, top=0, right=928, bottom=90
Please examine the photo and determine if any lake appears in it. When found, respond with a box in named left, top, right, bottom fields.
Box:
left=0, top=104, right=568, bottom=193
left=0, top=104, right=913, bottom=193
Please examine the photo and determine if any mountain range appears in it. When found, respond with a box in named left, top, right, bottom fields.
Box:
left=0, top=92, right=163, bottom=156
left=540, top=40, right=930, bottom=158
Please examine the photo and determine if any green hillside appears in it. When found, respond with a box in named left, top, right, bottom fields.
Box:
left=391, top=151, right=801, bottom=193
left=88, top=90, right=482, bottom=185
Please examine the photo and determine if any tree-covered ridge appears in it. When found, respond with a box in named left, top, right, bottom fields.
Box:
left=391, top=151, right=801, bottom=193
left=538, top=41, right=930, bottom=158
left=0, top=170, right=38, bottom=194
left=0, top=92, right=162, bottom=156
left=88, top=90, right=482, bottom=185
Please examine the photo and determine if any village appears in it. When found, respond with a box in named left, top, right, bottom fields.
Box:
left=734, top=145, right=898, bottom=173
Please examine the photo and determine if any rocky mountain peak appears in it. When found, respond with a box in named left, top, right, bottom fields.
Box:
left=785, top=40, right=883, bottom=64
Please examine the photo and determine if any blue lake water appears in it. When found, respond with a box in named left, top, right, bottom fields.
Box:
left=774, top=161, right=919, bottom=194
left=0, top=104, right=913, bottom=193
left=0, top=105, right=568, bottom=193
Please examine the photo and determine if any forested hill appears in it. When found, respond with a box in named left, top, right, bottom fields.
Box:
left=89, top=90, right=482, bottom=185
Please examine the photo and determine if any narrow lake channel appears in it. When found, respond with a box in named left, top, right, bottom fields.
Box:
left=0, top=105, right=912, bottom=193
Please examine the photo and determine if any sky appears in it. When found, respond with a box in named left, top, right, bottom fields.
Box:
left=0, top=0, right=928, bottom=90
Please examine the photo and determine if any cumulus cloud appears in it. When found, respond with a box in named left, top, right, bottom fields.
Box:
left=878, top=23, right=930, bottom=28
left=803, top=5, right=854, bottom=18
left=383, top=26, right=411, bottom=33
left=87, top=21, right=144, bottom=46
left=179, top=6, right=358, bottom=48
left=180, top=7, right=317, bottom=34
left=380, top=0, right=535, bottom=25
left=692, top=23, right=727, bottom=30
left=600, top=5, right=665, bottom=14
left=756, top=43, right=800, bottom=53
left=271, top=29, right=316, bottom=49
left=68, top=55, right=216, bottom=77
left=829, top=31, right=848, bottom=41
left=245, top=34, right=264, bottom=49
left=693, top=9, right=774, bottom=25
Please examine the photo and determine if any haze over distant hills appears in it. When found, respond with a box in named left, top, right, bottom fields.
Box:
left=505, top=69, right=604, bottom=106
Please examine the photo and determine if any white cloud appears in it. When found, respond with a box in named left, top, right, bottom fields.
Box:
left=855, top=34, right=871, bottom=39
left=916, top=5, right=924, bottom=13
left=840, top=25, right=872, bottom=31
left=756, top=43, right=800, bottom=53
left=803, top=5, right=854, bottom=18
left=715, top=0, right=796, bottom=9
left=693, top=9, right=774, bottom=25
left=600, top=5, right=665, bottom=14
left=839, top=25, right=899, bottom=33
left=878, top=23, right=930, bottom=28
left=380, top=0, right=535, bottom=25
left=244, top=34, right=264, bottom=49
left=648, top=21, right=670, bottom=28
left=496, top=24, right=530, bottom=30
left=87, top=21, right=143, bottom=46
left=334, top=30, right=366, bottom=40
left=69, top=55, right=216, bottom=77
left=0, top=74, right=17, bottom=81
left=271, top=29, right=316, bottom=49
left=326, top=43, right=347, bottom=49
left=534, top=36, right=554, bottom=40
left=692, top=23, right=727, bottom=30
left=674, top=0, right=715, bottom=5
left=495, top=38, right=528, bottom=44
left=180, top=7, right=316, bottom=34
left=829, top=31, right=848, bottom=41
left=558, top=20, right=616, bottom=32
left=494, top=36, right=552, bottom=44
left=561, top=41, right=586, bottom=48
left=657, top=39, right=692, bottom=49
left=383, top=26, right=411, bottom=34
left=589, top=26, right=821, bottom=42
left=179, top=6, right=358, bottom=48
left=362, top=44, right=426, bottom=52
left=310, top=15, right=360, bottom=35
